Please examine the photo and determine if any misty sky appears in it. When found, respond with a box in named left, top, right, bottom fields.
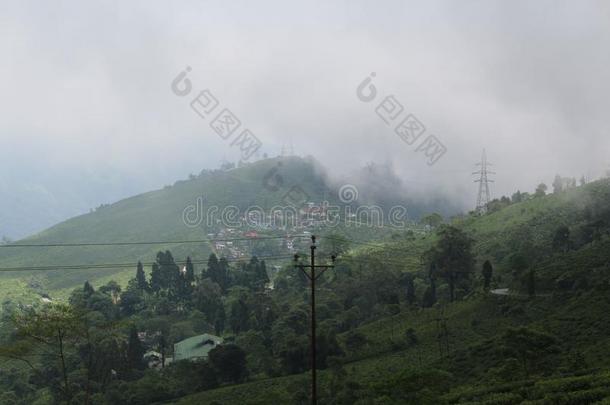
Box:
left=1, top=0, right=609, bottom=239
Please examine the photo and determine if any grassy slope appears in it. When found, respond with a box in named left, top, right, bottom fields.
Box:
left=0, top=157, right=331, bottom=299
left=174, top=291, right=610, bottom=404
left=174, top=179, right=610, bottom=404
left=174, top=290, right=610, bottom=404
left=461, top=179, right=610, bottom=265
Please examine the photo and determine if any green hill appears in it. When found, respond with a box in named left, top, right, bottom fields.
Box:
left=0, top=157, right=336, bottom=298
left=2, top=159, right=610, bottom=404
left=0, top=156, right=437, bottom=300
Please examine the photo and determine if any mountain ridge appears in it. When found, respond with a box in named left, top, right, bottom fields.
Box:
left=0, top=156, right=453, bottom=298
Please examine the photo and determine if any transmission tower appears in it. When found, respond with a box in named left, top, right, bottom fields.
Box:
left=473, top=149, right=495, bottom=214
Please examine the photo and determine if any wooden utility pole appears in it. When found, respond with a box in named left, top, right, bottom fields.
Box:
left=294, top=235, right=335, bottom=405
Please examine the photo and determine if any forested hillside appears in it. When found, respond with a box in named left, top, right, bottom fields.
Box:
left=3, top=2, right=608, bottom=404
left=1, top=171, right=609, bottom=404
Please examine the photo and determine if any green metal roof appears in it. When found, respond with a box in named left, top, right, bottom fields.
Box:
left=173, top=333, right=223, bottom=361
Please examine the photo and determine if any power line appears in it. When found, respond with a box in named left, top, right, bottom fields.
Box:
left=0, top=240, right=207, bottom=248
left=0, top=235, right=417, bottom=272
left=0, top=251, right=410, bottom=274
left=0, top=255, right=295, bottom=273
left=0, top=235, right=308, bottom=248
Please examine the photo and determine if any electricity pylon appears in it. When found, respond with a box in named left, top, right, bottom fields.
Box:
left=473, top=149, right=495, bottom=214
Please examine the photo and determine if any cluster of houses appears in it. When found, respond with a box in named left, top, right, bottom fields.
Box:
left=251, top=201, right=335, bottom=230
left=206, top=200, right=337, bottom=259
left=210, top=230, right=308, bottom=259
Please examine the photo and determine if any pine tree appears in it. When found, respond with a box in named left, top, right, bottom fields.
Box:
left=258, top=260, right=269, bottom=286
left=150, top=263, right=162, bottom=294
left=126, top=326, right=145, bottom=370
left=248, top=256, right=260, bottom=285
left=156, top=251, right=180, bottom=298
left=176, top=256, right=195, bottom=302
left=135, top=261, right=148, bottom=292
left=83, top=281, right=95, bottom=298
left=158, top=334, right=168, bottom=368
left=206, top=254, right=219, bottom=282
left=218, top=257, right=230, bottom=292
left=185, top=256, right=195, bottom=284
left=249, top=257, right=269, bottom=289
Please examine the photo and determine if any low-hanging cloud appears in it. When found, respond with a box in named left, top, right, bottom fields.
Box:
left=1, top=0, right=609, bottom=238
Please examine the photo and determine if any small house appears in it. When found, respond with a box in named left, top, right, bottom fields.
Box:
left=173, top=333, right=223, bottom=362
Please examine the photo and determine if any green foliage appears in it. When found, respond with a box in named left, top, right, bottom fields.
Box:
left=552, top=225, right=571, bottom=253
left=424, top=226, right=475, bottom=302
left=500, top=327, right=560, bottom=378
left=421, top=213, right=444, bottom=228
left=208, top=344, right=248, bottom=384
left=3, top=171, right=610, bottom=404
left=127, top=326, right=145, bottom=371
left=135, top=261, right=148, bottom=292
left=401, top=272, right=416, bottom=305
left=535, top=183, right=548, bottom=197
left=482, top=260, right=493, bottom=290
left=1, top=302, right=122, bottom=403
left=192, top=277, right=223, bottom=325
left=371, top=368, right=452, bottom=403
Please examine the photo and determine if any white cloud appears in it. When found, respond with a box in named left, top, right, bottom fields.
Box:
left=1, top=0, right=609, bottom=237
